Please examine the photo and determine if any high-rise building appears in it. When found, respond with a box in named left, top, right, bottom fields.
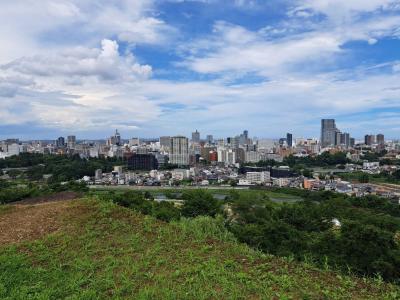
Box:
left=206, top=135, right=213, bottom=144
left=170, top=136, right=189, bottom=166
left=321, top=119, right=338, bottom=147
left=286, top=133, right=293, bottom=147
left=115, top=129, right=121, bottom=146
left=377, top=134, right=385, bottom=145
left=340, top=132, right=350, bottom=148
left=192, top=130, right=200, bottom=143
left=365, top=135, right=375, bottom=146
left=350, top=138, right=355, bottom=148
left=159, top=136, right=171, bottom=149
left=56, top=137, right=65, bottom=148
left=67, top=135, right=76, bottom=148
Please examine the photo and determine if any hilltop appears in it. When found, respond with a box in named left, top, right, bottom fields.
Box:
left=0, top=196, right=399, bottom=299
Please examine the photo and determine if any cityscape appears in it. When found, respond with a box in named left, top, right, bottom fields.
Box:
left=1, top=1, right=400, bottom=298
left=2, top=119, right=400, bottom=200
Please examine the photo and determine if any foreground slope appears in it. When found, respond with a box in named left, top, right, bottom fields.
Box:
left=0, top=198, right=399, bottom=299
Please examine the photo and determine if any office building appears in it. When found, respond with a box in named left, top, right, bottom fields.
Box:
left=107, top=130, right=121, bottom=146
left=286, top=133, right=293, bottom=148
left=67, top=135, right=76, bottom=148
left=365, top=135, right=375, bottom=146
left=321, top=119, right=339, bottom=147
left=170, top=136, right=189, bottom=166
left=127, top=154, right=158, bottom=171
left=206, top=135, right=213, bottom=144
left=192, top=130, right=200, bottom=143
left=56, top=137, right=65, bottom=148
left=339, top=132, right=350, bottom=147
left=114, top=129, right=121, bottom=146
left=350, top=138, right=355, bottom=148
left=377, top=134, right=385, bottom=145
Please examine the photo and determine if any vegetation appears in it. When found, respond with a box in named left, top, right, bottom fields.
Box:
left=227, top=194, right=400, bottom=282
left=0, top=180, right=88, bottom=204
left=340, top=171, right=400, bottom=185
left=284, top=152, right=350, bottom=168
left=181, top=190, right=221, bottom=218
left=98, top=191, right=181, bottom=222
left=1, top=198, right=399, bottom=299
left=93, top=188, right=400, bottom=283
left=0, top=153, right=124, bottom=182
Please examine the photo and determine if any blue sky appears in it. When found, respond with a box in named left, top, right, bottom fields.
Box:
left=0, top=0, right=399, bottom=140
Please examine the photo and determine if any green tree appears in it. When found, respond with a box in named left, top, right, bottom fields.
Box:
left=181, top=190, right=221, bottom=218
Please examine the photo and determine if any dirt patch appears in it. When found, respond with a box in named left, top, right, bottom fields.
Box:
left=0, top=200, right=76, bottom=245
left=12, top=191, right=81, bottom=205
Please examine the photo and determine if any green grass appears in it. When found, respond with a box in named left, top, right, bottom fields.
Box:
left=0, top=198, right=399, bottom=299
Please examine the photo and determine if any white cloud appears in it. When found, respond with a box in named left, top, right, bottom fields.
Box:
left=0, top=0, right=175, bottom=64
left=2, top=39, right=152, bottom=82
left=293, top=0, right=400, bottom=21
left=0, top=40, right=158, bottom=131
left=179, top=2, right=400, bottom=77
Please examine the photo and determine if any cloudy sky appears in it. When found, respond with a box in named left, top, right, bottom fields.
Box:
left=0, top=0, right=399, bottom=140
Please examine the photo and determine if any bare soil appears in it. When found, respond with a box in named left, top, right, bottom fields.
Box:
left=12, top=191, right=81, bottom=205
left=0, top=192, right=81, bottom=245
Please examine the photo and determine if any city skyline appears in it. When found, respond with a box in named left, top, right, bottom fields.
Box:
left=0, top=125, right=394, bottom=142
left=0, top=1, right=400, bottom=139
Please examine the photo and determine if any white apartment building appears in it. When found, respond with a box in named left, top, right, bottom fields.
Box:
left=246, top=171, right=271, bottom=184
left=245, top=151, right=261, bottom=163
left=217, top=148, right=236, bottom=166
left=169, top=136, right=189, bottom=165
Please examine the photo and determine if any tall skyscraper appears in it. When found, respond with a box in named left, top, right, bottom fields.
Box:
left=170, top=136, right=189, bottom=166
left=377, top=134, right=385, bottom=145
left=321, top=119, right=338, bottom=147
left=115, top=129, right=121, bottom=146
left=286, top=133, right=293, bottom=147
left=192, top=130, right=200, bottom=143
left=206, top=135, right=213, bottom=144
left=67, top=135, right=76, bottom=148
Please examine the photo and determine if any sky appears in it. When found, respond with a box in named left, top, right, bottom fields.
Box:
left=0, top=0, right=400, bottom=140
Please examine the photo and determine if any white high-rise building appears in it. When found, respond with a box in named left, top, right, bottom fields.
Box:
left=170, top=136, right=189, bottom=166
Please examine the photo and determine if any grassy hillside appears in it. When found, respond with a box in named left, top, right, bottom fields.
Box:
left=1, top=198, right=399, bottom=299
